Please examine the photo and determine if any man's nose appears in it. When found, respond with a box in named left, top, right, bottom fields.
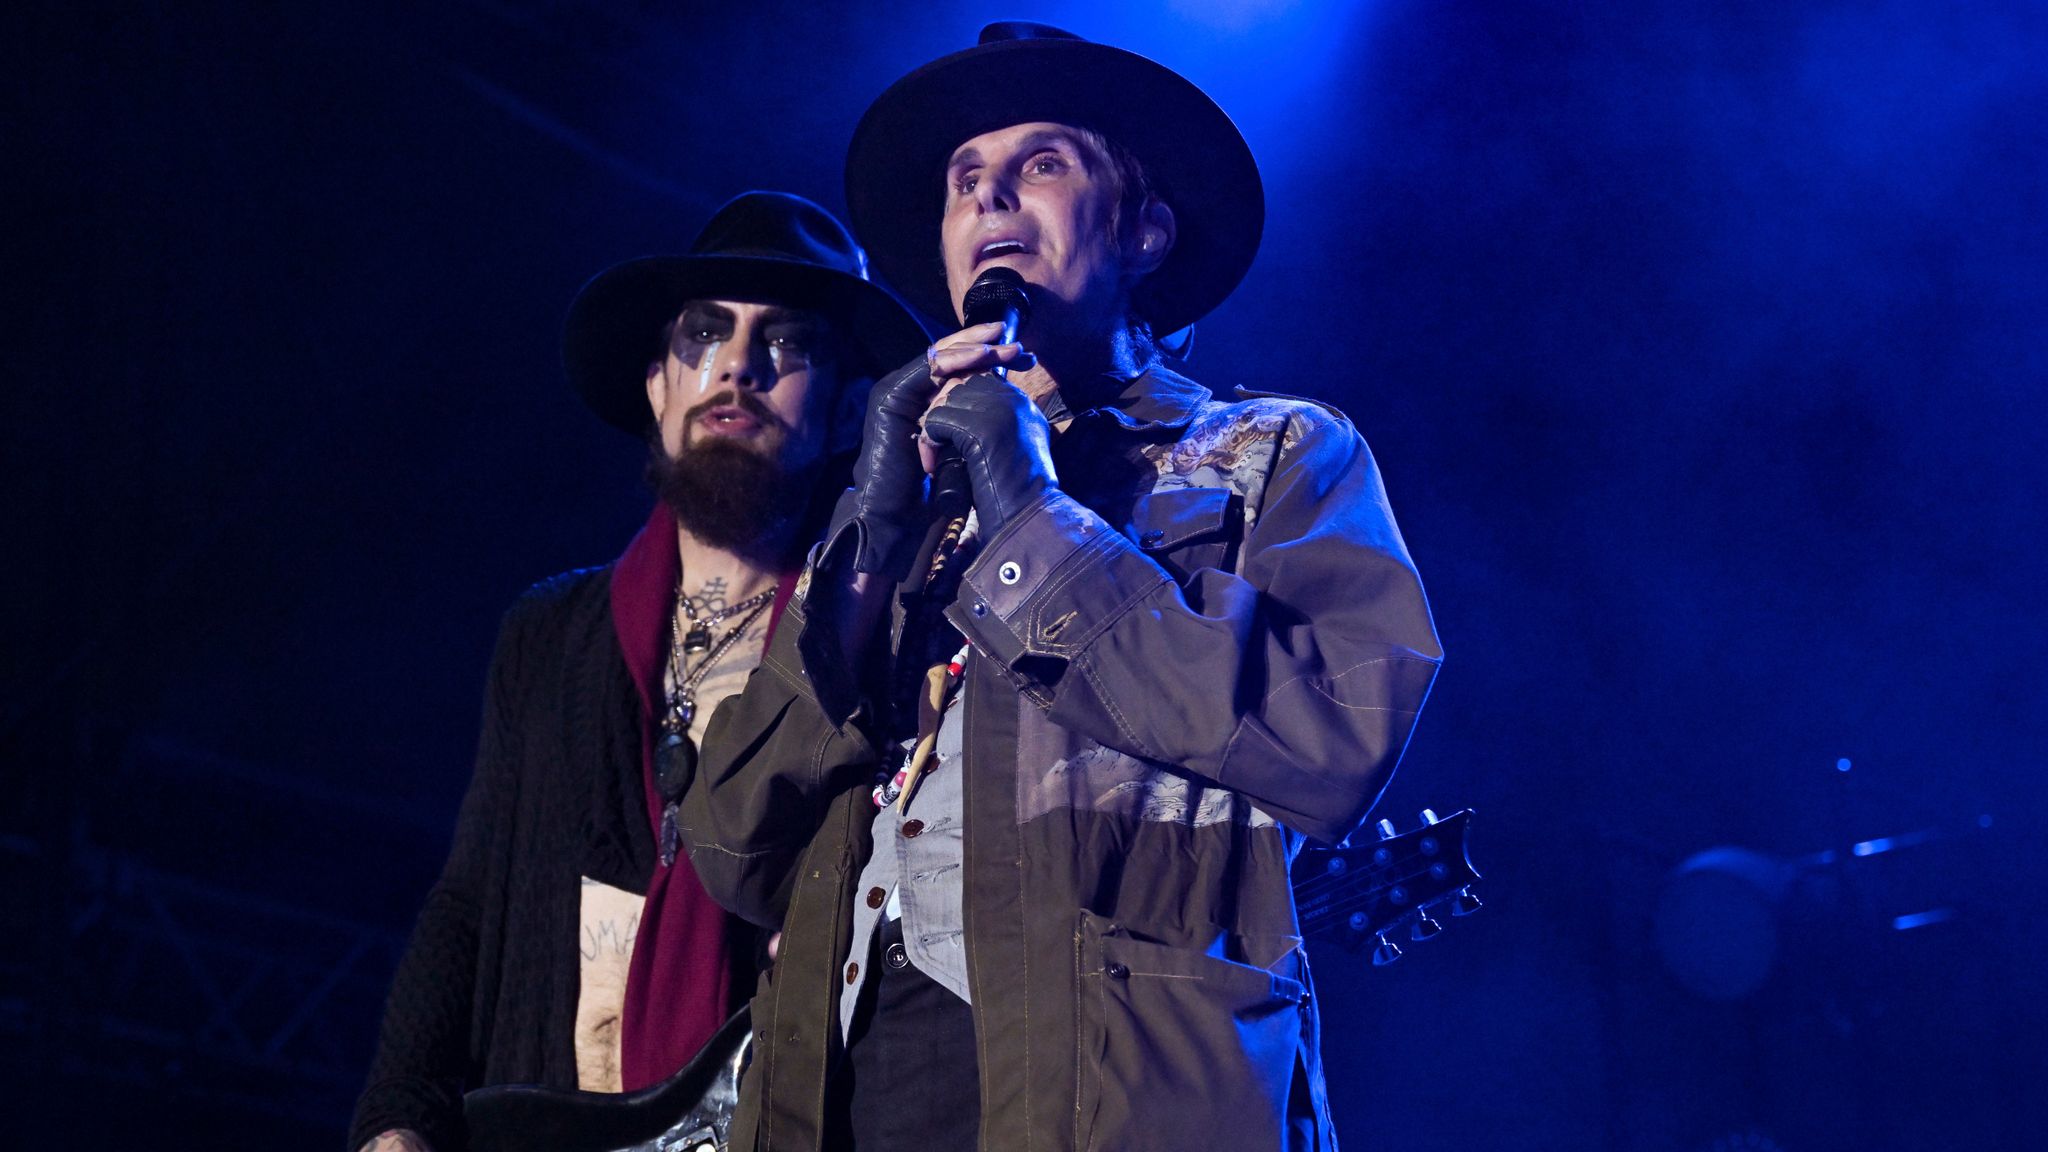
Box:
left=712, top=332, right=773, bottom=390
left=974, top=169, right=1017, bottom=214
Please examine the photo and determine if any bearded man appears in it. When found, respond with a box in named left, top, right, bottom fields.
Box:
left=682, top=24, right=1444, bottom=1152
left=347, top=192, right=927, bottom=1152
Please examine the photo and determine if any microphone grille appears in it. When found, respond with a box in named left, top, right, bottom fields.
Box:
left=962, top=267, right=1033, bottom=327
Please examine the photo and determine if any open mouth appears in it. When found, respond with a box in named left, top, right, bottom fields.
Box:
left=977, top=238, right=1030, bottom=263
left=696, top=405, right=763, bottom=435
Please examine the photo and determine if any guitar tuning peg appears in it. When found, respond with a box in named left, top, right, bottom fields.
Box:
left=1372, top=933, right=1403, bottom=966
left=1375, top=818, right=1398, bottom=840
left=1420, top=808, right=1440, bottom=825
left=1411, top=912, right=1444, bottom=941
left=1453, top=887, right=1484, bottom=917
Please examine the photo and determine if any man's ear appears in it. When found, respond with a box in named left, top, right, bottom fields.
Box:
left=1127, top=196, right=1177, bottom=277
left=827, top=375, right=872, bottom=456
left=644, top=358, right=667, bottom=425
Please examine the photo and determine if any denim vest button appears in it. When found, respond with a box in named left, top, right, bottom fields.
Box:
left=1106, top=962, right=1130, bottom=979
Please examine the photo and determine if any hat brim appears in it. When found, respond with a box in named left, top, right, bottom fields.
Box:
left=563, top=254, right=932, bottom=436
left=845, top=36, right=1263, bottom=336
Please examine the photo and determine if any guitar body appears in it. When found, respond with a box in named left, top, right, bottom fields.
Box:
left=464, top=1005, right=752, bottom=1152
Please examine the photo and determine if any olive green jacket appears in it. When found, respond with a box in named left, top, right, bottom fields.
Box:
left=683, top=368, right=1441, bottom=1152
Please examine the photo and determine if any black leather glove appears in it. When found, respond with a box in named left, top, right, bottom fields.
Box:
left=920, top=373, right=1058, bottom=537
left=833, top=354, right=939, bottom=580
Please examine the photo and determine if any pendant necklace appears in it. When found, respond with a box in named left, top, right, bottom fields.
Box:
left=656, top=580, right=775, bottom=865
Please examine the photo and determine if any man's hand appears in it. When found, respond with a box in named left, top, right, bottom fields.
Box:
left=922, top=371, right=1058, bottom=537
left=359, top=1130, right=432, bottom=1152
left=838, top=353, right=946, bottom=581
left=916, top=321, right=1036, bottom=474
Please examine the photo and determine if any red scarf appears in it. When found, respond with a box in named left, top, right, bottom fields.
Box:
left=610, top=503, right=798, bottom=1090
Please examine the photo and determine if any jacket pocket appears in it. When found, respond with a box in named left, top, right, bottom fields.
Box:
left=1124, top=488, right=1242, bottom=582
left=1075, top=910, right=1306, bottom=1152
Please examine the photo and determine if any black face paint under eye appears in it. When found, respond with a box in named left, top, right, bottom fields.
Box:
left=672, top=341, right=710, bottom=371
left=765, top=342, right=816, bottom=376
left=672, top=310, right=735, bottom=368
left=765, top=321, right=824, bottom=353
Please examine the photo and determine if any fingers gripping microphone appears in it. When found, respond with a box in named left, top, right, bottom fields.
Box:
left=933, top=268, right=1034, bottom=517
left=961, top=266, right=1033, bottom=372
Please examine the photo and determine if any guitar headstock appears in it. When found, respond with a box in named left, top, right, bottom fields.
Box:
left=1292, top=808, right=1482, bottom=965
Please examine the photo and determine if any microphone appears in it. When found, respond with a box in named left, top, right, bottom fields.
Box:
left=960, top=266, right=1033, bottom=369
left=932, top=268, right=1033, bottom=517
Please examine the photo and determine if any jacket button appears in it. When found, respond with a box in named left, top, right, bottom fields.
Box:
left=866, top=886, right=886, bottom=909
left=901, top=819, right=925, bottom=838
left=1139, top=530, right=1166, bottom=548
left=997, top=560, right=1023, bottom=585
left=971, top=600, right=988, bottom=617
left=884, top=942, right=910, bottom=970
left=846, top=962, right=860, bottom=984
left=1106, top=962, right=1130, bottom=979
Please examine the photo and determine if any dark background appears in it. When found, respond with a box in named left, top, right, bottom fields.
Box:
left=7, top=1, right=2044, bottom=1149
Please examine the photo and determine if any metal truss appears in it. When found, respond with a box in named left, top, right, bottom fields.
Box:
left=59, top=838, right=408, bottom=1118
left=2, top=730, right=419, bottom=1130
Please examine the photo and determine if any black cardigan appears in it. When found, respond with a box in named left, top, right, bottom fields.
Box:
left=348, top=567, right=658, bottom=1152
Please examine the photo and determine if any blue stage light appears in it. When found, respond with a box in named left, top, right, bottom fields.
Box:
left=1031, top=0, right=1378, bottom=178
left=1165, top=0, right=1306, bottom=34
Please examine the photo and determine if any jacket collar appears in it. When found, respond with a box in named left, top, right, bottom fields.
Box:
left=1056, top=364, right=1211, bottom=436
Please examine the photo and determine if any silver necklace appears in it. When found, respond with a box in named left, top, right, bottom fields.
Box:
left=676, top=584, right=772, bottom=654
left=655, top=581, right=774, bottom=865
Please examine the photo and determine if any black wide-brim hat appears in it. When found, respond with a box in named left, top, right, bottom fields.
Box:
left=564, top=191, right=932, bottom=436
left=845, top=22, right=1264, bottom=336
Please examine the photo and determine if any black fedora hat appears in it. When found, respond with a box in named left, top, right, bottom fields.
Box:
left=564, top=191, right=932, bottom=436
left=844, top=22, right=1264, bottom=336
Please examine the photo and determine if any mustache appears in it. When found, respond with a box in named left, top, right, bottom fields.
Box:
left=682, top=389, right=783, bottom=430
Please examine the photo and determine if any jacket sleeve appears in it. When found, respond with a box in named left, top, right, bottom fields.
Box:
left=944, top=403, right=1442, bottom=846
left=347, top=606, right=532, bottom=1152
left=679, top=582, right=882, bottom=929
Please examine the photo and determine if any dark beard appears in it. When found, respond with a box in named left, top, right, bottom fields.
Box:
left=646, top=436, right=814, bottom=568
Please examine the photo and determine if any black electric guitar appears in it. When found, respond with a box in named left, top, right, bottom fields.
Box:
left=465, top=1003, right=752, bottom=1152
left=1291, top=807, right=1484, bottom=965
left=465, top=808, right=1481, bottom=1151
